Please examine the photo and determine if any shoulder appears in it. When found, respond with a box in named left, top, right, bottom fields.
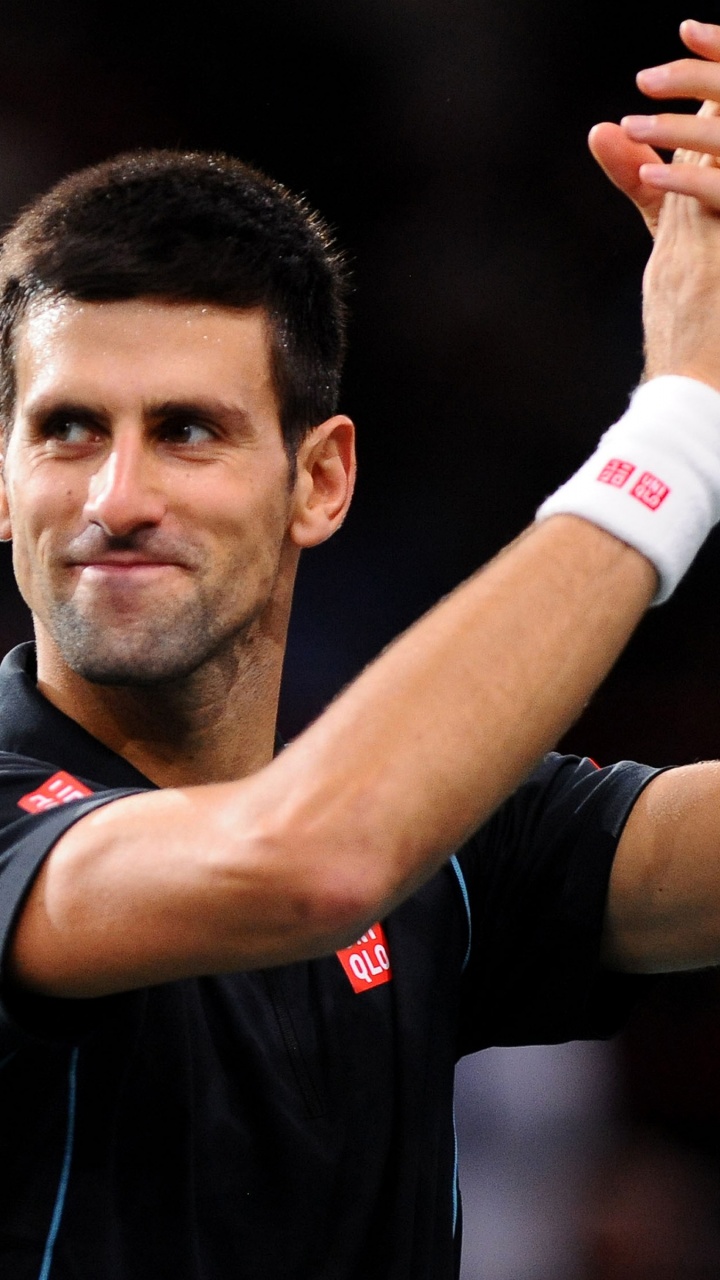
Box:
left=459, top=751, right=662, bottom=876
left=451, top=753, right=661, bottom=1049
left=451, top=752, right=663, bottom=979
left=0, top=751, right=106, bottom=809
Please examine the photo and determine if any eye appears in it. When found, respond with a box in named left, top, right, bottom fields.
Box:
left=41, top=415, right=100, bottom=446
left=159, top=417, right=215, bottom=447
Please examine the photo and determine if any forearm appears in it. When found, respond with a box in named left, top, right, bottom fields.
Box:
left=268, top=514, right=655, bottom=903
left=10, top=514, right=655, bottom=997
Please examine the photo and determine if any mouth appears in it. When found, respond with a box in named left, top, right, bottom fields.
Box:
left=70, top=558, right=187, bottom=584
left=63, top=536, right=200, bottom=588
left=82, top=561, right=175, bottom=571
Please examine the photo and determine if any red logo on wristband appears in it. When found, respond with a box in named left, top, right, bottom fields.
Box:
left=597, top=458, right=635, bottom=488
left=630, top=472, right=670, bottom=511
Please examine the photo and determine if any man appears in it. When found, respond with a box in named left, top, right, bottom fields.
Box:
left=2, top=16, right=720, bottom=1279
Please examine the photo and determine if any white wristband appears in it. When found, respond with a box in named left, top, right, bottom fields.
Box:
left=536, top=376, right=720, bottom=603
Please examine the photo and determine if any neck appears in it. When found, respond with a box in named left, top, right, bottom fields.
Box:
left=35, top=618, right=288, bottom=787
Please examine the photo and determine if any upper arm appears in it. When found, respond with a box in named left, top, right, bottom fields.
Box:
left=6, top=778, right=381, bottom=1002
left=603, top=761, right=720, bottom=973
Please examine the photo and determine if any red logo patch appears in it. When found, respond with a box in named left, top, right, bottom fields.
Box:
left=597, top=458, right=635, bottom=489
left=630, top=471, right=670, bottom=511
left=18, top=770, right=93, bottom=814
left=337, top=923, right=392, bottom=993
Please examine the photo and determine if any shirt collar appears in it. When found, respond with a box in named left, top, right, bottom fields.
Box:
left=0, top=643, right=154, bottom=790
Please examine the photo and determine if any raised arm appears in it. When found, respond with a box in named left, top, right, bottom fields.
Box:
left=588, top=19, right=720, bottom=971
left=10, top=517, right=654, bottom=996
left=13, top=25, right=720, bottom=1000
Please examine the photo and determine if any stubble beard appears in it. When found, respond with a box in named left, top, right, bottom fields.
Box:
left=43, top=590, right=254, bottom=687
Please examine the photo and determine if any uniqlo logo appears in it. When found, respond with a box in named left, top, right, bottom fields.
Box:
left=630, top=471, right=670, bottom=511
left=597, top=458, right=635, bottom=489
left=18, top=771, right=93, bottom=814
left=337, top=923, right=392, bottom=993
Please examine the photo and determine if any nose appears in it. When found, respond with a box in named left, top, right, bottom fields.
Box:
left=83, top=430, right=167, bottom=537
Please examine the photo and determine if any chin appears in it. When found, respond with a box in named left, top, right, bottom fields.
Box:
left=69, top=649, right=210, bottom=687
left=43, top=599, right=260, bottom=687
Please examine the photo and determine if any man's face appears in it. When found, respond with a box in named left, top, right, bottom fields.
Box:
left=0, top=297, right=300, bottom=685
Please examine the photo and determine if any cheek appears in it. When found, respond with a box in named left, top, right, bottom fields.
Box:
left=6, top=476, right=80, bottom=596
left=9, top=521, right=39, bottom=612
left=210, top=462, right=292, bottom=542
left=208, top=481, right=293, bottom=587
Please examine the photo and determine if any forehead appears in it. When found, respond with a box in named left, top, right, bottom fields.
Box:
left=13, top=297, right=276, bottom=411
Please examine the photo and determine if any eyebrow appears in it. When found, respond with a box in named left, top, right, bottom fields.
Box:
left=144, top=399, right=257, bottom=433
left=23, top=396, right=257, bottom=433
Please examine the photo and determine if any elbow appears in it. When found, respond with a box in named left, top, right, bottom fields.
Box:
left=301, top=864, right=387, bottom=948
left=247, top=811, right=393, bottom=954
left=286, top=847, right=390, bottom=951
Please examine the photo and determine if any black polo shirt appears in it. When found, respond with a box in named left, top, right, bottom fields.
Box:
left=0, top=643, right=658, bottom=1280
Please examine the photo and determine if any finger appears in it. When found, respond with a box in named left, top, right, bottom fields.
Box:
left=680, top=18, right=720, bottom=60
left=637, top=58, right=720, bottom=102
left=621, top=110, right=720, bottom=157
left=639, top=160, right=720, bottom=211
left=589, top=122, right=665, bottom=235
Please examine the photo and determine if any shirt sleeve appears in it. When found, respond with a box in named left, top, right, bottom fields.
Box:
left=455, top=753, right=663, bottom=1054
left=0, top=753, right=144, bottom=1051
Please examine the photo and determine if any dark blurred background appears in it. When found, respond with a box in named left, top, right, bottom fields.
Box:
left=0, top=0, right=715, bottom=768
left=2, top=4, right=720, bottom=1277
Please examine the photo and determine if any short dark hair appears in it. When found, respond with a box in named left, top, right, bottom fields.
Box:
left=0, top=149, right=349, bottom=451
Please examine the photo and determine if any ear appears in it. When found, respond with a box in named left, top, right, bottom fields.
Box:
left=289, top=415, right=356, bottom=549
left=0, top=448, right=10, bottom=542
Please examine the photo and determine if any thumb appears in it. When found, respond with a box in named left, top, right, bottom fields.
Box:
left=589, top=121, right=665, bottom=237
